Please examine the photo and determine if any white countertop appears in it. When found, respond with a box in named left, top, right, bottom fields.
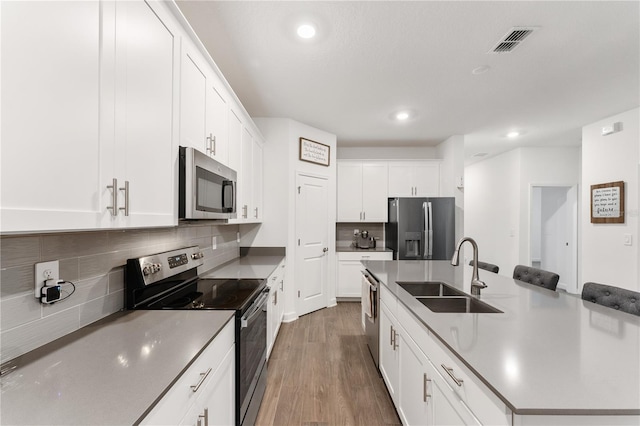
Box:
left=364, top=260, right=640, bottom=416
left=0, top=310, right=234, bottom=425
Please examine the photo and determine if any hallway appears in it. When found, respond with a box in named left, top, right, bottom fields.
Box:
left=255, top=303, right=401, bottom=425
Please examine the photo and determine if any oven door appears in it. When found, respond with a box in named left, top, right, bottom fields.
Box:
left=238, top=287, right=268, bottom=425
left=179, top=146, right=237, bottom=220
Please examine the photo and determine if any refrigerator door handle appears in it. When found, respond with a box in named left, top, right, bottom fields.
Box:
left=427, top=201, right=433, bottom=259
left=422, top=202, right=428, bottom=258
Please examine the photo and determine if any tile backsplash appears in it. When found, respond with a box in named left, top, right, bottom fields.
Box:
left=0, top=223, right=240, bottom=363
left=336, top=222, right=384, bottom=248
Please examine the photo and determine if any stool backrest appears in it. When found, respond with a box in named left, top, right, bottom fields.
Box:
left=581, top=282, right=640, bottom=316
left=513, top=265, right=560, bottom=291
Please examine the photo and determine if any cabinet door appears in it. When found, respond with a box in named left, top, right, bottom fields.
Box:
left=251, top=139, right=264, bottom=221
left=379, top=304, right=400, bottom=404
left=227, top=109, right=243, bottom=224
left=267, top=284, right=277, bottom=358
left=238, top=127, right=254, bottom=221
left=388, top=163, right=414, bottom=197
left=337, top=260, right=364, bottom=298
left=337, top=162, right=364, bottom=221
left=114, top=0, right=176, bottom=228
left=1, top=1, right=103, bottom=232
left=398, top=332, right=432, bottom=425
left=414, top=162, right=440, bottom=197
left=180, top=45, right=207, bottom=152
left=205, top=83, right=228, bottom=165
left=361, top=162, right=388, bottom=222
left=427, top=360, right=480, bottom=426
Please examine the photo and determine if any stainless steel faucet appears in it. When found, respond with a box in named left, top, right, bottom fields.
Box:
left=451, top=237, right=487, bottom=296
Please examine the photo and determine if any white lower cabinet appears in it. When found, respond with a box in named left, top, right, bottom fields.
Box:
left=337, top=251, right=393, bottom=298
left=141, top=319, right=235, bottom=426
left=380, top=288, right=510, bottom=426
left=267, top=259, right=286, bottom=359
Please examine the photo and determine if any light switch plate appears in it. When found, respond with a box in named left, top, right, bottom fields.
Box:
left=35, top=260, right=59, bottom=298
left=624, top=234, right=632, bottom=246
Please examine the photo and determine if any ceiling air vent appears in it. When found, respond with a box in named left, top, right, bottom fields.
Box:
left=489, top=27, right=538, bottom=53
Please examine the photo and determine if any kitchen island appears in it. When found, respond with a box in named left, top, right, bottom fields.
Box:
left=365, top=260, right=640, bottom=425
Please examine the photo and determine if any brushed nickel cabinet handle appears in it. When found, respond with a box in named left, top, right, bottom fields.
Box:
left=390, top=325, right=394, bottom=346
left=107, top=178, right=118, bottom=216
left=198, top=407, right=208, bottom=426
left=441, top=364, right=464, bottom=387
left=119, top=180, right=129, bottom=216
left=393, top=330, right=399, bottom=350
left=191, top=367, right=212, bottom=392
left=423, top=373, right=432, bottom=402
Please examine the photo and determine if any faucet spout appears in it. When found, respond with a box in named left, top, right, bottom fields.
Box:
left=451, top=237, right=487, bottom=296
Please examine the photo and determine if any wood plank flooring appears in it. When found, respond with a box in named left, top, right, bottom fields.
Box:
left=255, top=302, right=401, bottom=426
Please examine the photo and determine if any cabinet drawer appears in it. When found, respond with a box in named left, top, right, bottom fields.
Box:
left=380, top=285, right=397, bottom=316
left=338, top=251, right=393, bottom=261
left=425, top=327, right=510, bottom=426
left=141, top=318, right=235, bottom=425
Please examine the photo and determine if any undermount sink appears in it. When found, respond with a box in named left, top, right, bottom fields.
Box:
left=418, top=296, right=503, bottom=313
left=397, top=281, right=466, bottom=297
left=397, top=281, right=503, bottom=313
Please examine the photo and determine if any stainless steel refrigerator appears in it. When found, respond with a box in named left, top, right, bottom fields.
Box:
left=385, top=197, right=456, bottom=260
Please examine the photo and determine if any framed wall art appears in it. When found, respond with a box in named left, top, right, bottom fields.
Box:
left=299, top=137, right=330, bottom=167
left=590, top=181, right=625, bottom=224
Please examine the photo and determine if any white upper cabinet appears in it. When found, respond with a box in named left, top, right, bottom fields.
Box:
left=232, top=127, right=264, bottom=223
left=205, top=83, right=229, bottom=165
left=337, top=161, right=388, bottom=222
left=0, top=0, right=178, bottom=233
left=1, top=1, right=103, bottom=233
left=109, top=0, right=178, bottom=228
left=179, top=44, right=207, bottom=154
left=388, top=161, right=440, bottom=197
left=180, top=39, right=229, bottom=165
left=1, top=0, right=262, bottom=233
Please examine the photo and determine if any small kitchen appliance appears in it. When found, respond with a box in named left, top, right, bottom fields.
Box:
left=125, top=246, right=268, bottom=426
left=179, top=146, right=237, bottom=220
left=355, top=230, right=376, bottom=249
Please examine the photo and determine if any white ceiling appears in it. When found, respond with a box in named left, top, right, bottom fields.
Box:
left=175, top=1, right=639, bottom=163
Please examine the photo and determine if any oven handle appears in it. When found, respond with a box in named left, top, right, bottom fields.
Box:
left=241, top=288, right=269, bottom=329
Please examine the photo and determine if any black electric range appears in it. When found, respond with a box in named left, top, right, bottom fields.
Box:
left=125, top=246, right=268, bottom=426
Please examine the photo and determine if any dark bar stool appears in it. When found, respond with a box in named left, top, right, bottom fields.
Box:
left=581, top=282, right=640, bottom=316
left=468, top=260, right=499, bottom=273
left=513, top=265, right=559, bottom=291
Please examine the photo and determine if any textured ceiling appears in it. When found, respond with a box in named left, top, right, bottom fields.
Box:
left=176, top=1, right=639, bottom=161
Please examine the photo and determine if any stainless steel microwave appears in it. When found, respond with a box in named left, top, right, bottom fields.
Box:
left=179, top=146, right=237, bottom=220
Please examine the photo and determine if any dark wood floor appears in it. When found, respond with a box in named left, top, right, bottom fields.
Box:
left=255, top=302, right=401, bottom=426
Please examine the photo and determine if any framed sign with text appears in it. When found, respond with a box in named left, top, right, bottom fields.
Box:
left=299, top=137, right=330, bottom=167
left=591, top=181, right=625, bottom=224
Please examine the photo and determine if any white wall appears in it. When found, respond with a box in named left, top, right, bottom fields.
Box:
left=248, top=118, right=337, bottom=320
left=517, top=147, right=581, bottom=267
left=436, top=135, right=465, bottom=243
left=337, top=146, right=437, bottom=159
left=581, top=108, right=639, bottom=292
left=465, top=149, right=521, bottom=275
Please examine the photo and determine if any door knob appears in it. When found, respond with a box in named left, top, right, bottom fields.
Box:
left=322, top=247, right=328, bottom=253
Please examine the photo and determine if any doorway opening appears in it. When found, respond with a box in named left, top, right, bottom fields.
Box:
left=530, top=185, right=578, bottom=293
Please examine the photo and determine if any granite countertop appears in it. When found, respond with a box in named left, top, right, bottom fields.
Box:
left=0, top=310, right=234, bottom=425
left=200, top=249, right=285, bottom=279
left=364, top=260, right=640, bottom=416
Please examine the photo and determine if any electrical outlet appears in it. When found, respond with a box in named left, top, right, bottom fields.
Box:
left=354, top=229, right=359, bottom=235
left=35, top=261, right=59, bottom=298
left=236, top=232, right=241, bottom=243
left=212, top=236, right=217, bottom=250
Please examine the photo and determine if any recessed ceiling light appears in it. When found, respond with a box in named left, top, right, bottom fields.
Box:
left=507, top=131, right=520, bottom=138
left=297, top=24, right=316, bottom=39
left=396, top=111, right=410, bottom=121
left=472, top=65, right=490, bottom=75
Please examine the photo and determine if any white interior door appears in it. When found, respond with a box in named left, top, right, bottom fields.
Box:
left=530, top=185, right=578, bottom=293
left=296, top=173, right=329, bottom=316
